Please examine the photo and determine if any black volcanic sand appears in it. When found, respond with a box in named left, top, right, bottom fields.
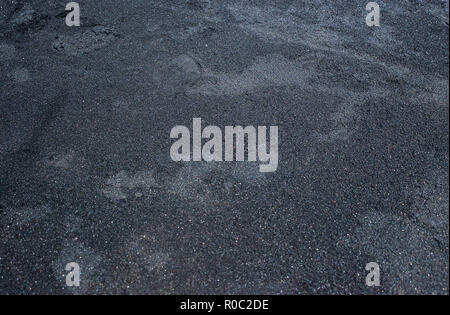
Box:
left=0, top=0, right=448, bottom=294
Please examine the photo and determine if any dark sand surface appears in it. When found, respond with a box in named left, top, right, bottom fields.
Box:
left=0, top=0, right=448, bottom=294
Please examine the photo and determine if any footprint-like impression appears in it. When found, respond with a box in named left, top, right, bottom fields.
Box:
left=102, top=170, right=160, bottom=201
left=52, top=26, right=118, bottom=56
left=9, top=68, right=31, bottom=83
left=168, top=162, right=268, bottom=208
